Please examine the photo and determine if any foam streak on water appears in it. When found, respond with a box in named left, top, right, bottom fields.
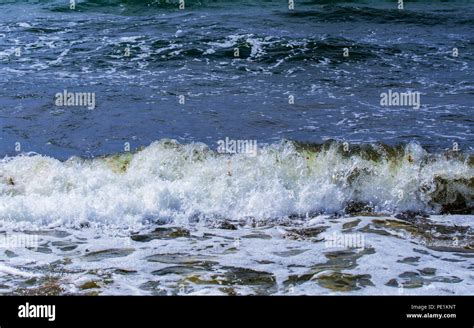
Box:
left=0, top=213, right=473, bottom=295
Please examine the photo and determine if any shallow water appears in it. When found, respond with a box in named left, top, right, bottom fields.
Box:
left=0, top=214, right=473, bottom=295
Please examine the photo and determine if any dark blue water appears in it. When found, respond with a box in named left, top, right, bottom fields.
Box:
left=0, top=0, right=473, bottom=159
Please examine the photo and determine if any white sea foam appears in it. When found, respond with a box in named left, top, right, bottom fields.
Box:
left=0, top=140, right=471, bottom=226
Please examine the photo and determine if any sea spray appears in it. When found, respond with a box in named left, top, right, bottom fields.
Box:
left=0, top=140, right=471, bottom=226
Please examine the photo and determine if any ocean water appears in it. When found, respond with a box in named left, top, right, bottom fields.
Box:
left=0, top=0, right=473, bottom=295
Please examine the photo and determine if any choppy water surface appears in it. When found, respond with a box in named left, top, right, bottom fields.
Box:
left=0, top=1, right=473, bottom=295
left=0, top=0, right=473, bottom=157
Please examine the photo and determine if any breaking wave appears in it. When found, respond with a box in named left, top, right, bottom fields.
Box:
left=0, top=139, right=472, bottom=227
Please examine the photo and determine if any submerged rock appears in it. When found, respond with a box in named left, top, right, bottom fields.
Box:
left=14, top=276, right=64, bottom=296
left=397, top=256, right=420, bottom=264
left=4, top=250, right=18, bottom=258
left=82, top=248, right=135, bottom=262
left=214, top=221, right=238, bottom=230
left=131, top=227, right=190, bottom=242
left=385, top=279, right=399, bottom=287
left=284, top=247, right=375, bottom=286
left=283, top=226, right=328, bottom=240
left=429, top=176, right=473, bottom=215
left=426, top=245, right=474, bottom=254
left=394, top=211, right=429, bottom=222
left=113, top=268, right=137, bottom=275
left=139, top=281, right=169, bottom=295
left=27, top=246, right=52, bottom=254
left=397, top=271, right=462, bottom=288
left=342, top=219, right=362, bottom=230
left=51, top=240, right=80, bottom=252
left=145, top=253, right=216, bottom=265
left=241, top=233, right=272, bottom=239
left=367, top=218, right=472, bottom=245
left=184, top=266, right=277, bottom=294
left=162, top=263, right=219, bottom=276
left=344, top=201, right=374, bottom=216
left=418, top=268, right=436, bottom=276
left=272, top=249, right=308, bottom=257
left=219, top=287, right=239, bottom=296
left=315, top=272, right=374, bottom=291
left=79, top=281, right=100, bottom=290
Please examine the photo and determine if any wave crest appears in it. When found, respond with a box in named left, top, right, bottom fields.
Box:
left=0, top=139, right=472, bottom=226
